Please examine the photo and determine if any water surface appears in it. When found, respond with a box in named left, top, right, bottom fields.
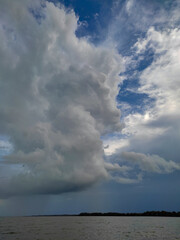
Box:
left=0, top=216, right=179, bottom=240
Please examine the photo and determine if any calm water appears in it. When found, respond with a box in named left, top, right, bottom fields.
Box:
left=0, top=216, right=179, bottom=240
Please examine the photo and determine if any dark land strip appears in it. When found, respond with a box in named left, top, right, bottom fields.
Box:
left=30, top=211, right=180, bottom=217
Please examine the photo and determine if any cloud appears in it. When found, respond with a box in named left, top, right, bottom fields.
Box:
left=103, top=137, right=129, bottom=156
left=103, top=0, right=180, bottom=182
left=0, top=0, right=125, bottom=197
left=104, top=162, right=131, bottom=172
left=121, top=152, right=180, bottom=174
left=104, top=160, right=140, bottom=184
left=104, top=0, right=180, bottom=53
left=1, top=0, right=180, bottom=199
left=0, top=140, right=12, bottom=150
left=114, top=173, right=142, bottom=184
left=123, top=26, right=180, bottom=159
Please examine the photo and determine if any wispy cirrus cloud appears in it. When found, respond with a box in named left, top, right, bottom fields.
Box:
left=103, top=0, right=180, bottom=183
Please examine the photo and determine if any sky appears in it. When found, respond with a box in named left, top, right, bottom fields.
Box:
left=0, top=0, right=180, bottom=216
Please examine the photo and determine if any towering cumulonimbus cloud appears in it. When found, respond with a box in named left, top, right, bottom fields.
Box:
left=0, top=0, right=124, bottom=197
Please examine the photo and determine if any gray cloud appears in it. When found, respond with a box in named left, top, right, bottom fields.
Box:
left=0, top=0, right=124, bottom=197
left=104, top=162, right=131, bottom=172
left=114, top=173, right=142, bottom=184
left=121, top=152, right=180, bottom=174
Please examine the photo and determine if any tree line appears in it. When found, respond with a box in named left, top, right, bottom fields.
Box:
left=79, top=211, right=180, bottom=217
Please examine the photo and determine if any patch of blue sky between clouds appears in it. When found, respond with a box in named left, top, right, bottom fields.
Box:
left=116, top=47, right=156, bottom=117
left=48, top=0, right=112, bottom=43
left=0, top=135, right=28, bottom=182
left=0, top=136, right=13, bottom=159
left=0, top=136, right=17, bottom=182
left=109, top=0, right=180, bottom=117
left=28, top=2, right=46, bottom=24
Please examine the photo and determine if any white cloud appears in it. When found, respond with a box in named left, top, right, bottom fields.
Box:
left=126, top=26, right=180, bottom=148
left=126, top=0, right=134, bottom=14
left=103, top=137, right=129, bottom=156
left=103, top=3, right=180, bottom=181
left=0, top=0, right=125, bottom=197
left=105, top=0, right=180, bottom=52
left=0, top=140, right=12, bottom=150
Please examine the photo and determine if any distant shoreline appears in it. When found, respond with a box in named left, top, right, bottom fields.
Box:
left=30, top=211, right=180, bottom=217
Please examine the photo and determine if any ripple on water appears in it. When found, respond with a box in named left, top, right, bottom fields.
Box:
left=0, top=216, right=179, bottom=240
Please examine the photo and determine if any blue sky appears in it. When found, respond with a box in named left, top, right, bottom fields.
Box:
left=0, top=0, right=180, bottom=216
